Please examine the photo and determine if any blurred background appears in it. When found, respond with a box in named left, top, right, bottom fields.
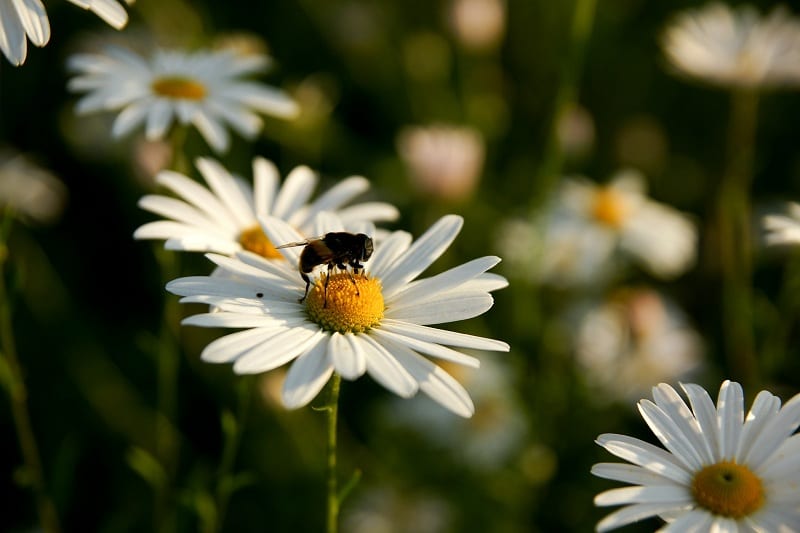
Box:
left=2, top=0, right=800, bottom=531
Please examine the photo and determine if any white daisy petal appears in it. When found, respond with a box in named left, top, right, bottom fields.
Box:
left=253, top=156, right=279, bottom=218
left=282, top=336, right=334, bottom=409
left=196, top=157, right=256, bottom=228
left=591, top=463, right=681, bottom=487
left=355, top=334, right=418, bottom=398
left=388, top=342, right=475, bottom=417
left=300, top=176, right=370, bottom=224
left=743, top=392, right=800, bottom=469
left=717, top=380, right=744, bottom=460
left=660, top=509, right=715, bottom=532
left=596, top=433, right=692, bottom=484
left=137, top=195, right=217, bottom=230
left=336, top=202, right=401, bottom=225
left=651, top=384, right=714, bottom=465
left=379, top=319, right=509, bottom=352
left=0, top=0, right=28, bottom=66
left=681, top=383, right=722, bottom=462
left=192, top=110, right=230, bottom=153
left=13, top=0, right=49, bottom=46
left=201, top=327, right=276, bottom=363
left=370, top=328, right=480, bottom=368
left=379, top=215, right=463, bottom=294
left=329, top=332, right=366, bottom=380
left=596, top=502, right=687, bottom=532
left=388, top=256, right=501, bottom=301
left=272, top=166, right=318, bottom=220
left=156, top=171, right=238, bottom=233
left=367, top=231, right=412, bottom=278
left=594, top=485, right=689, bottom=506
left=385, top=291, right=494, bottom=325
left=111, top=100, right=150, bottom=138
left=233, top=326, right=323, bottom=374
left=182, top=312, right=292, bottom=329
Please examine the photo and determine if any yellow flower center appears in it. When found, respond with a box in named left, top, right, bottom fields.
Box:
left=691, top=461, right=764, bottom=519
left=591, top=187, right=628, bottom=228
left=151, top=77, right=207, bottom=100
left=306, top=273, right=384, bottom=334
left=238, top=225, right=283, bottom=259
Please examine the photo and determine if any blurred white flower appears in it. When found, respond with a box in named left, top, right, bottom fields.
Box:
left=537, top=170, right=697, bottom=286
left=763, top=201, right=800, bottom=246
left=0, top=0, right=132, bottom=66
left=342, top=485, right=453, bottom=533
left=0, top=150, right=66, bottom=225
left=134, top=156, right=399, bottom=259
left=662, top=3, right=800, bottom=89
left=67, top=46, right=299, bottom=153
left=573, top=287, right=703, bottom=402
left=448, top=0, right=506, bottom=52
left=384, top=353, right=527, bottom=469
left=592, top=381, right=800, bottom=531
left=397, top=124, right=485, bottom=203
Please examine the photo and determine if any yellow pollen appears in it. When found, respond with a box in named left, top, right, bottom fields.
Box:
left=591, top=187, right=628, bottom=228
left=239, top=225, right=283, bottom=259
left=691, top=461, right=764, bottom=519
left=306, top=273, right=384, bottom=334
left=151, top=77, right=207, bottom=100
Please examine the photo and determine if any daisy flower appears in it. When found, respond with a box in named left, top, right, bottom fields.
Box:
left=396, top=124, right=485, bottom=203
left=536, top=169, right=696, bottom=286
left=0, top=0, right=131, bottom=66
left=134, top=156, right=399, bottom=260
left=166, top=214, right=509, bottom=417
left=763, top=202, right=800, bottom=246
left=0, top=149, right=66, bottom=225
left=592, top=380, right=800, bottom=531
left=67, top=46, right=299, bottom=153
left=662, top=3, right=800, bottom=89
left=573, top=287, right=703, bottom=402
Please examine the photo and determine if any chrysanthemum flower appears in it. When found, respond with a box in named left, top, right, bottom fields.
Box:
left=662, top=3, right=800, bottom=89
left=134, top=157, right=399, bottom=260
left=592, top=381, right=800, bottom=531
left=67, top=46, right=299, bottom=153
left=0, top=0, right=131, bottom=66
left=166, top=214, right=509, bottom=417
left=536, top=170, right=696, bottom=286
left=763, top=202, right=800, bottom=246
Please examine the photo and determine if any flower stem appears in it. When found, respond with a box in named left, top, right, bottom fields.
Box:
left=0, top=211, right=61, bottom=533
left=533, top=0, right=597, bottom=207
left=326, top=373, right=342, bottom=533
left=718, top=88, right=760, bottom=388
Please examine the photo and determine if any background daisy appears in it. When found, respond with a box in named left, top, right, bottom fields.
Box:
left=67, top=45, right=299, bottom=153
left=134, top=156, right=399, bottom=259
left=166, top=214, right=509, bottom=417
left=592, top=381, right=800, bottom=531
left=535, top=169, right=697, bottom=286
left=662, top=3, right=800, bottom=89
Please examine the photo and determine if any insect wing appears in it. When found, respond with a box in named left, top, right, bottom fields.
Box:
left=275, top=235, right=325, bottom=250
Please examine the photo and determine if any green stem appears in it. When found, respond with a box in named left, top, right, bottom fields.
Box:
left=718, top=88, right=760, bottom=388
left=0, top=211, right=61, bottom=533
left=213, top=378, right=254, bottom=533
left=533, top=0, right=597, bottom=208
left=326, top=373, right=342, bottom=533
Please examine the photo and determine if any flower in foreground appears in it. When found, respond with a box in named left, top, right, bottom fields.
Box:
left=662, top=3, right=800, bottom=89
left=167, top=214, right=509, bottom=416
left=67, top=46, right=299, bottom=153
left=592, top=381, right=800, bottom=531
left=0, top=0, right=131, bottom=66
left=536, top=170, right=696, bottom=286
left=134, top=156, right=399, bottom=260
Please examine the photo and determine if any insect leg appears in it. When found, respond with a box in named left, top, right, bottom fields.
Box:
left=299, top=272, right=311, bottom=303
left=323, top=263, right=335, bottom=308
